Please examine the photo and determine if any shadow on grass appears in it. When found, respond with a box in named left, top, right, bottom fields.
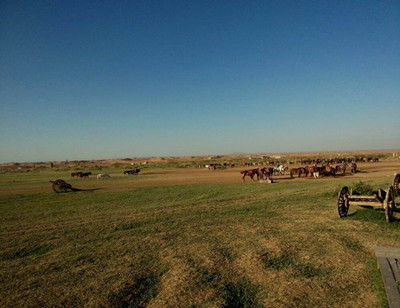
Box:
left=346, top=208, right=400, bottom=226
left=72, top=188, right=103, bottom=192
left=223, top=279, right=261, bottom=308
left=0, top=244, right=54, bottom=261
left=107, top=251, right=167, bottom=308
left=338, top=235, right=367, bottom=253
left=107, top=269, right=165, bottom=308
left=260, top=250, right=332, bottom=279
left=185, top=248, right=261, bottom=307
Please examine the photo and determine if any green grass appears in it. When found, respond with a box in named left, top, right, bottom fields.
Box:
left=0, top=171, right=398, bottom=307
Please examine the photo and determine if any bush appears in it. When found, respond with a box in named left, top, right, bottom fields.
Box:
left=351, top=181, right=374, bottom=195
left=332, top=181, right=375, bottom=197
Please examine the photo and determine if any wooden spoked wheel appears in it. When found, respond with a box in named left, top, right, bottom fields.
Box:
left=393, top=173, right=400, bottom=196
left=52, top=179, right=72, bottom=193
left=337, top=186, right=350, bottom=218
left=384, top=186, right=396, bottom=223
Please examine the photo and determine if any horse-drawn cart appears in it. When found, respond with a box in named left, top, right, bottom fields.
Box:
left=393, top=173, right=400, bottom=196
left=337, top=185, right=397, bottom=223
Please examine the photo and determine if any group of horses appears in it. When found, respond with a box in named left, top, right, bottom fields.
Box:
left=240, top=166, right=288, bottom=182
left=299, top=157, right=377, bottom=164
left=123, top=168, right=140, bottom=175
left=71, top=172, right=92, bottom=178
left=289, top=163, right=358, bottom=178
left=241, top=163, right=358, bottom=182
left=70, top=168, right=141, bottom=179
left=289, top=166, right=330, bottom=178
left=204, top=163, right=236, bottom=170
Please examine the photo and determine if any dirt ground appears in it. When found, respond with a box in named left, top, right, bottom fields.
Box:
left=1, top=150, right=399, bottom=192
left=96, top=159, right=400, bottom=188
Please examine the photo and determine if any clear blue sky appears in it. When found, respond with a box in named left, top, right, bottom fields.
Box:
left=1, top=1, right=399, bottom=162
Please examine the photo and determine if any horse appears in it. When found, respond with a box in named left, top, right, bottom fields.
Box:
left=79, top=172, right=91, bottom=178
left=71, top=172, right=83, bottom=178
left=303, top=167, right=310, bottom=177
left=260, top=167, right=274, bottom=180
left=304, top=166, right=314, bottom=177
left=323, top=165, right=336, bottom=177
left=124, top=169, right=140, bottom=175
left=335, top=163, right=347, bottom=175
left=290, top=168, right=304, bottom=178
left=240, top=168, right=260, bottom=182
left=274, top=165, right=288, bottom=175
left=305, top=165, right=324, bottom=177
left=97, top=173, right=110, bottom=179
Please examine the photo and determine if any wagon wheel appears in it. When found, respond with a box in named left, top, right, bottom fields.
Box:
left=337, top=186, right=350, bottom=218
left=393, top=173, right=400, bottom=196
left=52, top=179, right=71, bottom=193
left=384, top=186, right=396, bottom=223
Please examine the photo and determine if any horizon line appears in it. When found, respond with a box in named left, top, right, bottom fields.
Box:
left=2, top=148, right=399, bottom=165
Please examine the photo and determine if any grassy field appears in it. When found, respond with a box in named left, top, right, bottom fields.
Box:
left=1, top=162, right=399, bottom=307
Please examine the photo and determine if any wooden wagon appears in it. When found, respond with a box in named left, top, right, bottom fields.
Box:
left=337, top=185, right=397, bottom=223
left=393, top=173, right=400, bottom=196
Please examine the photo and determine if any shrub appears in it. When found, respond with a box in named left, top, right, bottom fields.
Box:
left=351, top=181, right=374, bottom=195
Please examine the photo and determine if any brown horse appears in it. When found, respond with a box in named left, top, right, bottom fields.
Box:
left=305, top=165, right=325, bottom=177
left=304, top=166, right=314, bottom=177
left=76, top=172, right=92, bottom=178
left=124, top=169, right=140, bottom=175
left=240, top=168, right=260, bottom=182
left=350, top=162, right=357, bottom=173
left=208, top=164, right=216, bottom=170
left=290, top=168, right=304, bottom=178
left=335, top=163, right=347, bottom=174
left=323, top=165, right=336, bottom=176
left=260, top=167, right=273, bottom=180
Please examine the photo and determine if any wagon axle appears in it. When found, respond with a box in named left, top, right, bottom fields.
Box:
left=337, top=184, right=397, bottom=223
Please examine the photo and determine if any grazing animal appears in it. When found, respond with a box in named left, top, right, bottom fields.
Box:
left=208, top=164, right=216, bottom=170
left=240, top=168, right=260, bottom=182
left=97, top=173, right=110, bottom=179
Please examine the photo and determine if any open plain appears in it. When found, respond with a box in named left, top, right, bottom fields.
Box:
left=1, top=151, right=400, bottom=307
